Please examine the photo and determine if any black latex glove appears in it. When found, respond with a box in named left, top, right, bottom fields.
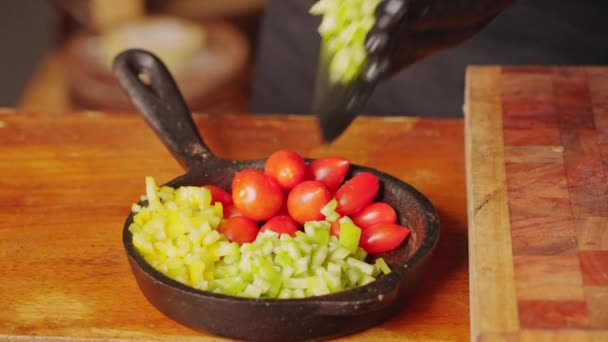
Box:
left=313, top=0, right=514, bottom=142
left=364, top=0, right=515, bottom=82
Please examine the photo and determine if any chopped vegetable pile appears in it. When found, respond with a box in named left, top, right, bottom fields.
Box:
left=310, top=0, right=383, bottom=84
left=128, top=151, right=410, bottom=299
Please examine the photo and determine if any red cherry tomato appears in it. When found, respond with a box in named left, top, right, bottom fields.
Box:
left=202, top=185, right=233, bottom=207
left=260, top=215, right=300, bottom=237
left=223, top=203, right=243, bottom=218
left=329, top=220, right=341, bottom=238
left=359, top=223, right=411, bottom=254
left=334, top=172, right=380, bottom=216
left=218, top=216, right=259, bottom=245
left=232, top=169, right=284, bottom=221
left=265, top=150, right=307, bottom=190
left=276, top=193, right=289, bottom=215
left=287, top=181, right=332, bottom=224
left=308, top=157, right=350, bottom=193
left=352, top=202, right=397, bottom=230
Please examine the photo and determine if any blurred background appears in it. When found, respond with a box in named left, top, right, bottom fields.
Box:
left=1, top=0, right=267, bottom=114
left=0, top=1, right=605, bottom=118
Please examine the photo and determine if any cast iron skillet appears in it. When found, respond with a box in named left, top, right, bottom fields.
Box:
left=113, top=49, right=440, bottom=342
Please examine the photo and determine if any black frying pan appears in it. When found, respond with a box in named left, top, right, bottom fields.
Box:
left=113, top=49, right=440, bottom=342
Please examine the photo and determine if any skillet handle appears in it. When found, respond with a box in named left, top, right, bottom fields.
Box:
left=112, top=49, right=221, bottom=170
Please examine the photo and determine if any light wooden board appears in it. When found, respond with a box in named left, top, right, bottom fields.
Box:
left=465, top=66, right=519, bottom=338
left=466, top=66, right=608, bottom=341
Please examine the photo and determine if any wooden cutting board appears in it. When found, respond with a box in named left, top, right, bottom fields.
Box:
left=466, top=66, right=608, bottom=341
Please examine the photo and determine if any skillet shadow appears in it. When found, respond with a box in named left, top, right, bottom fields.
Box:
left=380, top=207, right=469, bottom=328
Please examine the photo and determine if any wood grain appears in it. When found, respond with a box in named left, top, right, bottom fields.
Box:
left=517, top=300, right=589, bottom=329
left=519, top=330, right=608, bottom=342
left=510, top=215, right=577, bottom=256
left=560, top=129, right=601, bottom=159
left=502, top=99, right=558, bottom=129
left=564, top=156, right=605, bottom=187
left=501, top=72, right=553, bottom=101
left=505, top=162, right=571, bottom=218
left=0, top=110, right=468, bottom=341
left=479, top=329, right=608, bottom=342
left=579, top=251, right=608, bottom=286
left=576, top=217, right=608, bottom=251
left=467, top=66, right=608, bottom=341
left=465, top=66, right=519, bottom=339
left=503, top=146, right=565, bottom=163
left=589, top=68, right=608, bottom=132
left=513, top=256, right=584, bottom=301
left=585, top=287, right=608, bottom=328
left=503, top=128, right=561, bottom=146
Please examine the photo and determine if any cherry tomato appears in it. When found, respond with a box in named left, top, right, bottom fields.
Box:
left=218, top=216, right=259, bottom=245
left=359, top=223, right=411, bottom=254
left=329, top=219, right=341, bottom=238
left=260, top=215, right=300, bottom=237
left=232, top=169, right=284, bottom=221
left=223, top=203, right=243, bottom=218
left=352, top=202, right=397, bottom=230
left=265, top=150, right=307, bottom=190
left=202, top=185, right=233, bottom=207
left=308, top=157, right=350, bottom=193
left=287, top=181, right=332, bottom=224
left=334, top=172, right=380, bottom=216
left=276, top=192, right=289, bottom=215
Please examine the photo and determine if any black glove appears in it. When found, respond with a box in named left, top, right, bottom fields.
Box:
left=364, top=0, right=515, bottom=82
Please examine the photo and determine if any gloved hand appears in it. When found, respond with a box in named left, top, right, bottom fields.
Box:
left=363, top=0, right=514, bottom=82
left=310, top=0, right=514, bottom=143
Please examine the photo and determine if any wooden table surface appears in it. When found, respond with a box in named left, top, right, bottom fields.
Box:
left=0, top=110, right=467, bottom=341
